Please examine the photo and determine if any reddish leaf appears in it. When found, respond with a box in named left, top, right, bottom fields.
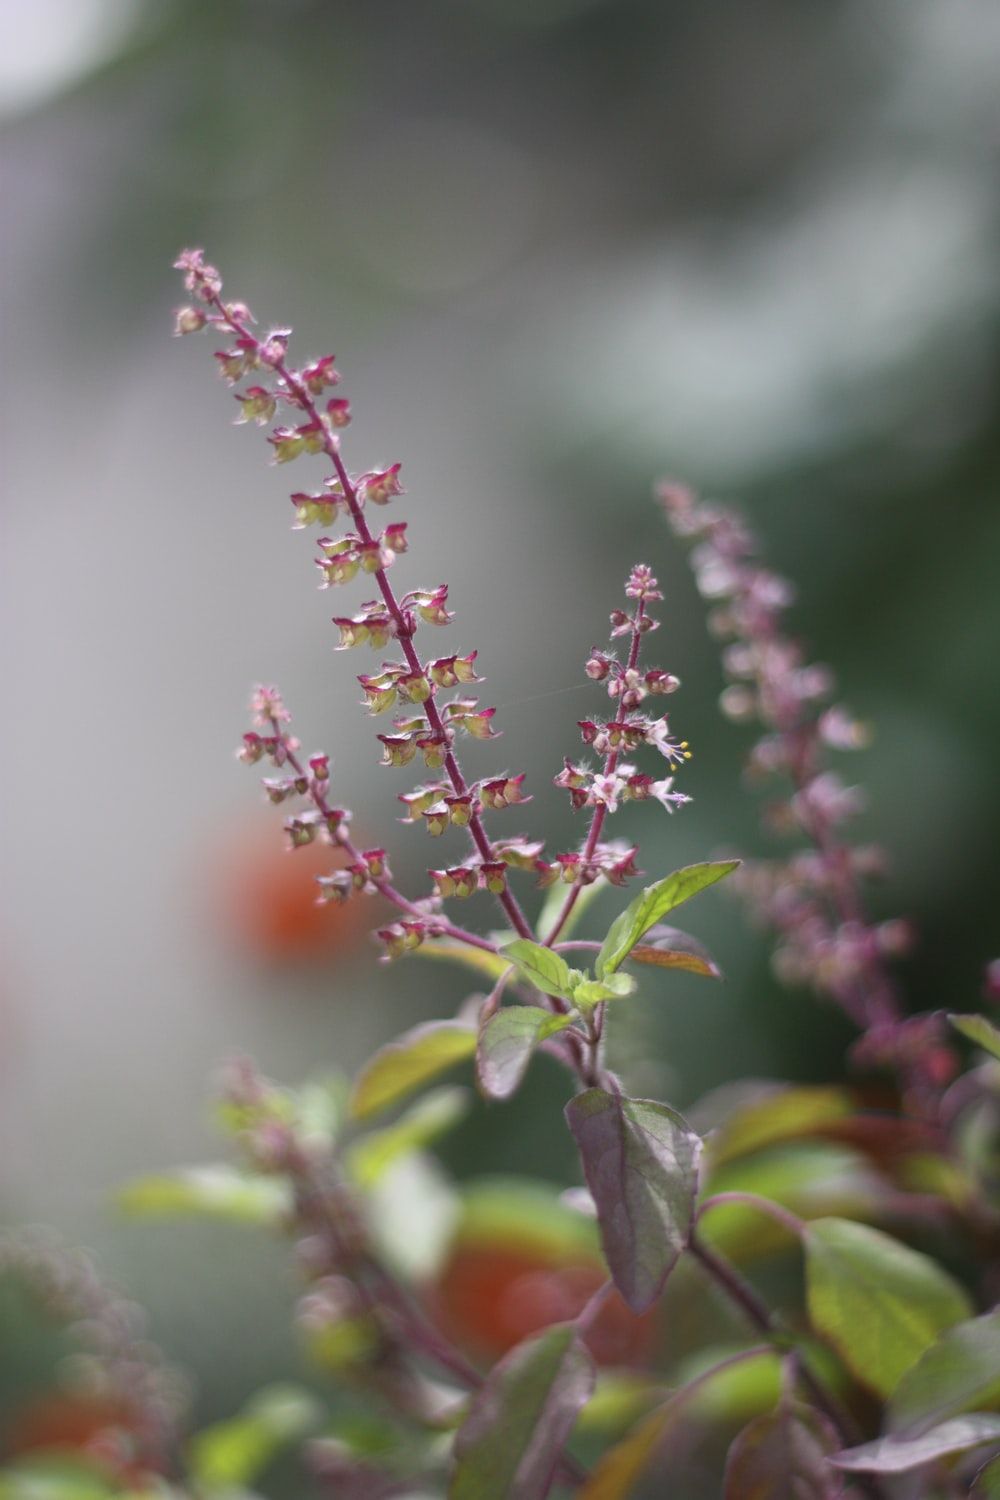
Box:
left=724, top=1404, right=842, bottom=1498
left=628, top=924, right=722, bottom=979
left=450, top=1322, right=594, bottom=1499
left=565, top=1089, right=701, bottom=1313
left=477, top=1007, right=574, bottom=1101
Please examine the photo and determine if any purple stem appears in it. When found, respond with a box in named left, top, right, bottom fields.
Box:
left=212, top=293, right=536, bottom=946
left=688, top=1233, right=887, bottom=1500
left=698, top=1190, right=807, bottom=1241
left=543, top=599, right=648, bottom=948
left=270, top=722, right=499, bottom=955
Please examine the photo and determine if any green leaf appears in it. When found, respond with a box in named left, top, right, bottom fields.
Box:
left=888, top=1308, right=1000, bottom=1435
left=628, top=924, right=723, bottom=980
left=723, top=1403, right=841, bottom=1499
left=674, top=1346, right=784, bottom=1424
left=804, top=1218, right=973, bottom=1399
left=565, top=1089, right=702, bottom=1313
left=707, top=1086, right=854, bottom=1169
left=189, top=1383, right=321, bottom=1490
left=500, top=940, right=576, bottom=1000
left=973, top=1456, right=1000, bottom=1497
left=350, top=1020, right=477, bottom=1121
left=576, top=1373, right=667, bottom=1436
left=118, top=1165, right=291, bottom=1224
left=348, top=1086, right=470, bottom=1187
left=365, top=1151, right=460, bottom=1282
left=0, top=1456, right=118, bottom=1500
left=949, top=1012, right=1000, bottom=1062
left=477, top=1007, right=575, bottom=1100
left=579, top=1351, right=778, bottom=1500
left=595, top=861, right=739, bottom=978
left=578, top=1399, right=678, bottom=1500
left=573, top=974, right=637, bottom=1007
left=451, top=1323, right=595, bottom=1499
left=830, top=1414, right=1000, bottom=1474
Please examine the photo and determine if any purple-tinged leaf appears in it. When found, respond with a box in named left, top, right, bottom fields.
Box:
left=450, top=1322, right=595, bottom=1500
left=628, top=924, right=723, bottom=980
left=888, top=1309, right=1000, bottom=1436
left=596, top=861, right=739, bottom=979
left=310, top=1440, right=411, bottom=1500
left=565, top=1089, right=702, bottom=1313
left=579, top=1348, right=773, bottom=1499
left=724, top=1403, right=843, bottom=1499
left=830, top=1414, right=1000, bottom=1474
left=477, top=1007, right=575, bottom=1101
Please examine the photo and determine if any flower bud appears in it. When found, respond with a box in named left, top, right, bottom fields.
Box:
left=381, top=523, right=408, bottom=555
left=421, top=802, right=451, bottom=837
left=494, top=838, right=545, bottom=870
left=234, top=386, right=276, bottom=426
left=317, top=551, right=360, bottom=587
left=362, top=849, right=388, bottom=879
left=309, top=754, right=330, bottom=784
left=416, top=732, right=449, bottom=769
left=444, top=794, right=473, bottom=826
left=438, top=866, right=477, bottom=899
left=301, top=356, right=339, bottom=394
left=238, top=732, right=264, bottom=764
left=362, top=464, right=404, bottom=505
left=408, top=585, right=453, bottom=626
left=215, top=346, right=253, bottom=382
left=174, top=305, right=206, bottom=335
left=262, top=776, right=304, bottom=804
left=480, top=862, right=508, bottom=895
left=268, top=427, right=306, bottom=463
left=645, top=670, right=680, bottom=695
left=291, top=493, right=337, bottom=529
left=478, top=774, right=529, bottom=810
left=624, top=563, right=663, bottom=602
left=399, top=784, right=448, bottom=820
left=259, top=329, right=291, bottom=367
left=377, top=734, right=418, bottom=768
left=285, top=811, right=322, bottom=848
left=316, top=871, right=354, bottom=904
left=585, top=651, right=613, bottom=681
left=398, top=670, right=433, bottom=704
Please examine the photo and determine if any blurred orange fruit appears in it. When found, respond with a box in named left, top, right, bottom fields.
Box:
left=214, top=825, right=373, bottom=965
left=432, top=1244, right=655, bottom=1368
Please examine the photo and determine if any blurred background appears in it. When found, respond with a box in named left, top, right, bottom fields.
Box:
left=2, top=0, right=999, bottom=1484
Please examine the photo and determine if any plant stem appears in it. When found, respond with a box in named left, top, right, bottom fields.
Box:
left=698, top=1190, right=807, bottom=1241
left=271, top=722, right=500, bottom=955
left=688, top=1233, right=888, bottom=1498
left=543, top=599, right=648, bottom=948
left=213, top=295, right=536, bottom=945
